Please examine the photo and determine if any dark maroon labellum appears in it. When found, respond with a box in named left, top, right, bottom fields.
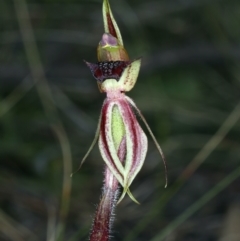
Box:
left=85, top=61, right=129, bottom=82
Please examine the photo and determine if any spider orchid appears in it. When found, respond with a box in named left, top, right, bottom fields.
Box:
left=79, top=0, right=167, bottom=204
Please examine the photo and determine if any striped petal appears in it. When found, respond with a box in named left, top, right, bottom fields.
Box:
left=99, top=100, right=125, bottom=186
left=99, top=98, right=148, bottom=203
left=117, top=99, right=148, bottom=202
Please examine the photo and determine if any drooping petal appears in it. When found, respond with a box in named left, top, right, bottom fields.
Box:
left=99, top=98, right=148, bottom=203
left=126, top=96, right=168, bottom=188
left=126, top=103, right=148, bottom=187
left=117, top=99, right=148, bottom=202
left=71, top=111, right=102, bottom=177
left=99, top=100, right=125, bottom=186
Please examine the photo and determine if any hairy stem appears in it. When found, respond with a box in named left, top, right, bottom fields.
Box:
left=89, top=167, right=119, bottom=241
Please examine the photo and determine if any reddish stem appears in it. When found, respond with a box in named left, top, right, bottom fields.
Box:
left=89, top=167, right=119, bottom=241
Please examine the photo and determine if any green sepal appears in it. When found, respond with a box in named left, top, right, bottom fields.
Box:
left=103, top=0, right=123, bottom=46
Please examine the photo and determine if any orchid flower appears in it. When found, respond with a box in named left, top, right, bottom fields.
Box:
left=80, top=0, right=167, bottom=204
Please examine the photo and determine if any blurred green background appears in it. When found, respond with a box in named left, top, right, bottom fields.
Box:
left=1, top=0, right=240, bottom=240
